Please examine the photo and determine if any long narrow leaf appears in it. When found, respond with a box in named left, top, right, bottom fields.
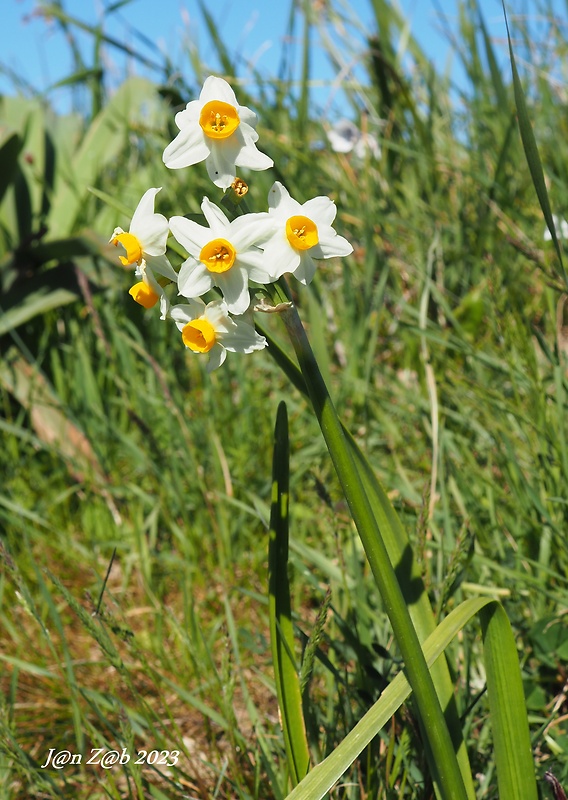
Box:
left=39, top=4, right=163, bottom=72
left=502, top=1, right=567, bottom=287
left=286, top=597, right=488, bottom=800
left=271, top=285, right=468, bottom=800
left=258, top=318, right=476, bottom=797
left=480, top=604, right=538, bottom=800
left=0, top=132, right=22, bottom=207
left=269, top=401, right=310, bottom=787
left=478, top=7, right=508, bottom=110
left=286, top=597, right=537, bottom=800
left=48, top=77, right=161, bottom=238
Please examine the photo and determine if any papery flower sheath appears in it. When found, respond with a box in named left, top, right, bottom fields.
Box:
left=170, top=298, right=267, bottom=372
left=170, top=197, right=275, bottom=315
left=109, top=187, right=177, bottom=319
left=163, top=76, right=273, bottom=189
left=261, top=181, right=353, bottom=285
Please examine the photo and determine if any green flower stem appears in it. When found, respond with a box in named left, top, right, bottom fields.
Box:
left=269, top=279, right=467, bottom=800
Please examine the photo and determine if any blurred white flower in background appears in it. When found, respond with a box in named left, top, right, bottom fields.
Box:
left=544, top=214, right=568, bottom=241
left=326, top=118, right=381, bottom=159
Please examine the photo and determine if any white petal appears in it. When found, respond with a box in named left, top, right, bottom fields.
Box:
left=235, top=119, right=259, bottom=145
left=201, top=197, right=231, bottom=232
left=203, top=300, right=232, bottom=333
left=230, top=212, right=275, bottom=250
left=353, top=134, right=381, bottom=159
left=302, top=196, right=337, bottom=227
left=170, top=300, right=206, bottom=329
left=217, top=267, right=250, bottom=314
left=293, top=252, right=317, bottom=285
left=143, top=266, right=162, bottom=295
left=234, top=141, right=274, bottom=171
left=170, top=216, right=211, bottom=255
left=249, top=216, right=282, bottom=246
left=238, top=107, right=258, bottom=128
left=177, top=258, right=213, bottom=298
left=316, top=230, right=353, bottom=258
left=327, top=120, right=359, bottom=153
left=138, top=267, right=169, bottom=321
left=327, top=130, right=355, bottom=153
left=268, top=181, right=291, bottom=211
left=206, top=344, right=227, bottom=372
left=136, top=215, right=169, bottom=256
left=163, top=126, right=210, bottom=170
left=219, top=318, right=267, bottom=353
left=206, top=138, right=242, bottom=189
left=130, top=188, right=161, bottom=231
left=262, top=235, right=301, bottom=279
left=146, top=254, right=178, bottom=282
left=268, top=181, right=302, bottom=218
left=159, top=294, right=169, bottom=321
left=232, top=119, right=270, bottom=166
left=237, top=248, right=274, bottom=284
left=174, top=101, right=200, bottom=129
left=200, top=76, right=238, bottom=107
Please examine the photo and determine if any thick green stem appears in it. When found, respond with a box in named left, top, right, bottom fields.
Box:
left=270, top=279, right=467, bottom=800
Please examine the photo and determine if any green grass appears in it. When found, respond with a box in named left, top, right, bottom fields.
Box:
left=0, top=0, right=567, bottom=797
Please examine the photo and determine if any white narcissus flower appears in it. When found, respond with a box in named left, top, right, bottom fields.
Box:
left=170, top=298, right=267, bottom=372
left=261, top=181, right=353, bottom=285
left=170, top=197, right=276, bottom=315
left=109, top=187, right=177, bottom=319
left=162, top=76, right=273, bottom=189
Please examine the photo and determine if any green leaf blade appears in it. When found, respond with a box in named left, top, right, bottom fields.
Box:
left=480, top=604, right=538, bottom=800
left=502, top=1, right=567, bottom=287
left=269, top=400, right=310, bottom=787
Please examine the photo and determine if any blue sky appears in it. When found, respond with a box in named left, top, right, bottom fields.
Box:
left=0, top=0, right=551, bottom=115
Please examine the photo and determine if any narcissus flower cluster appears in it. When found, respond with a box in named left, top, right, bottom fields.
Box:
left=110, top=76, right=353, bottom=371
left=110, top=187, right=178, bottom=320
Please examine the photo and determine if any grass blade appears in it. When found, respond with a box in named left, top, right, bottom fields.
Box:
left=269, top=401, right=310, bottom=787
left=270, top=281, right=468, bottom=800
left=285, top=597, right=488, bottom=800
left=47, top=76, right=160, bottom=238
left=502, top=1, right=567, bottom=287
left=196, top=0, right=236, bottom=78
left=286, top=597, right=537, bottom=800
left=0, top=132, right=22, bottom=207
left=480, top=603, right=538, bottom=800
left=258, top=318, right=476, bottom=798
